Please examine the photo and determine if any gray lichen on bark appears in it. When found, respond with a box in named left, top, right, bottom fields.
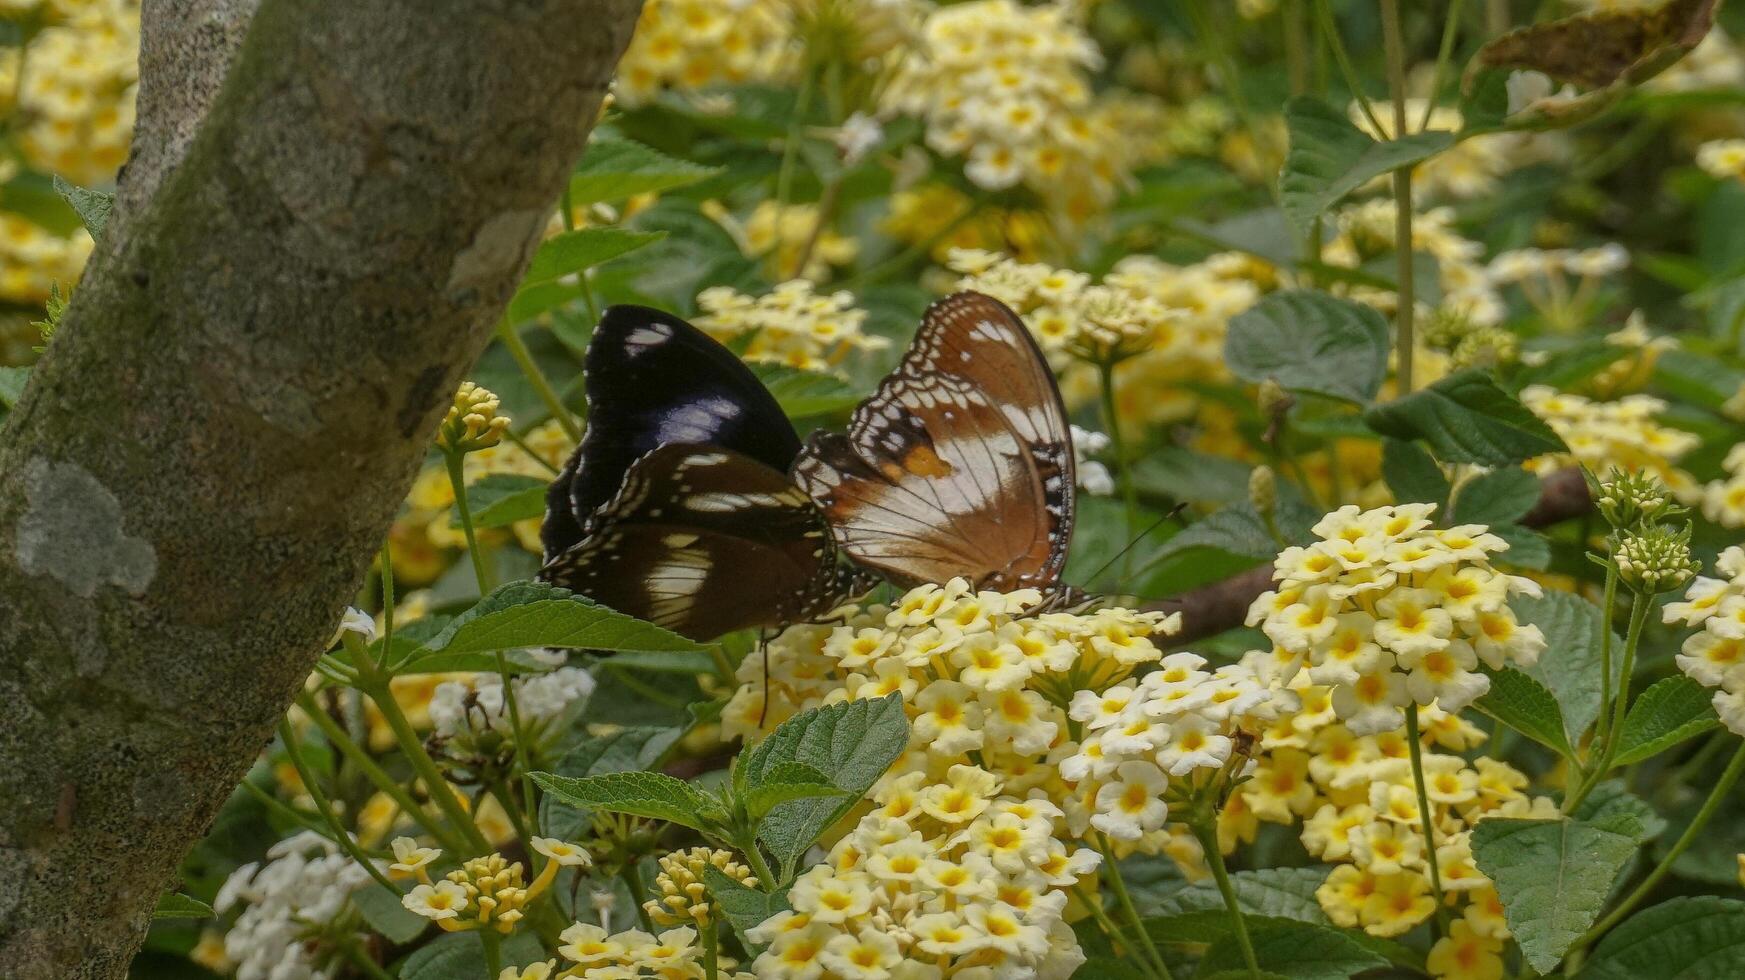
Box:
left=0, top=1, right=643, bottom=976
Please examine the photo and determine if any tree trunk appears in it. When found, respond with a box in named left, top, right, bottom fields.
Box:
left=0, top=1, right=640, bottom=974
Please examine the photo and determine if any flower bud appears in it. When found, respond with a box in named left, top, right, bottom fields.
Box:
left=1596, top=468, right=1683, bottom=531
left=644, top=847, right=758, bottom=927
left=1614, top=524, right=1700, bottom=595
left=1249, top=465, right=1277, bottom=520
left=437, top=382, right=510, bottom=454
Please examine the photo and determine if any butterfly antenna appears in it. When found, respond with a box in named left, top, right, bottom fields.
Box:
left=1084, top=505, right=1185, bottom=592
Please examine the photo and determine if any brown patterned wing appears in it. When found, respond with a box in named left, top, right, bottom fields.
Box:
left=540, top=444, right=862, bottom=641
left=793, top=291, right=1075, bottom=590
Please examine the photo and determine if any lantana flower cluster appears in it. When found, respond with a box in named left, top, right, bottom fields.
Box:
left=694, top=279, right=886, bottom=372
left=1238, top=683, right=1553, bottom=975
left=396, top=836, right=591, bottom=934
left=1249, top=503, right=1548, bottom=734
left=1349, top=99, right=1562, bottom=202
left=705, top=199, right=861, bottom=284
left=748, top=779, right=1095, bottom=979
left=882, top=0, right=1134, bottom=221
left=212, top=831, right=377, bottom=980
left=610, top=0, right=790, bottom=105
left=1520, top=386, right=1699, bottom=501
left=946, top=247, right=1184, bottom=362
left=5, top=0, right=139, bottom=184
left=1698, top=444, right=1745, bottom=529
left=1322, top=200, right=1504, bottom=330
left=1664, top=545, right=1745, bottom=734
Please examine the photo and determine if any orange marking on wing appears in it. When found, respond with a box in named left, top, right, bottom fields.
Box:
left=900, top=445, right=954, bottom=478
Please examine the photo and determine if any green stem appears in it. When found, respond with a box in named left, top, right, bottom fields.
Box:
left=702, top=917, right=721, bottom=980
left=482, top=931, right=503, bottom=977
left=842, top=196, right=983, bottom=289
left=1073, top=883, right=1167, bottom=980
left=276, top=719, right=399, bottom=893
left=379, top=540, right=396, bottom=659
left=1096, top=358, right=1141, bottom=580
left=1189, top=821, right=1260, bottom=980
left=1284, top=0, right=1310, bottom=97
left=790, top=176, right=843, bottom=281
left=444, top=450, right=496, bottom=595
left=1097, top=834, right=1175, bottom=980
left=1592, top=562, right=1620, bottom=754
left=622, top=861, right=657, bottom=933
left=1573, top=740, right=1745, bottom=956
left=1420, top=0, right=1467, bottom=130
left=495, top=317, right=582, bottom=443
left=346, top=633, right=491, bottom=853
left=240, top=778, right=342, bottom=841
left=1315, top=0, right=1385, bottom=133
left=1487, top=0, right=1509, bottom=35
left=492, top=646, right=543, bottom=837
left=774, top=74, right=816, bottom=210
left=1600, top=594, right=1654, bottom=761
left=340, top=940, right=394, bottom=980
left=1405, top=708, right=1450, bottom=935
left=296, top=690, right=463, bottom=852
left=1381, top=0, right=1416, bottom=395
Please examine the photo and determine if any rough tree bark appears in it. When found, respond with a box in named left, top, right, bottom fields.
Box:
left=0, top=1, right=641, bottom=975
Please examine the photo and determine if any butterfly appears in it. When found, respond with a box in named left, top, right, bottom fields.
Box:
left=793, top=291, right=1082, bottom=602
left=539, top=305, right=872, bottom=641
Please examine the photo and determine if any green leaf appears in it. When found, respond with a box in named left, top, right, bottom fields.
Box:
left=1579, top=896, right=1745, bottom=979
left=1131, top=448, right=1259, bottom=506
left=539, top=726, right=683, bottom=840
left=1199, top=919, right=1388, bottom=980
left=451, top=474, right=549, bottom=530
left=151, top=893, right=213, bottom=920
left=0, top=365, right=29, bottom=409
left=419, top=581, right=702, bottom=658
left=736, top=694, right=911, bottom=877
left=1365, top=369, right=1569, bottom=466
left=1450, top=466, right=1542, bottom=527
left=1513, top=590, right=1622, bottom=743
left=530, top=769, right=727, bottom=833
left=1513, top=342, right=1630, bottom=392
left=1613, top=676, right=1721, bottom=765
left=1149, top=867, right=1331, bottom=924
left=1382, top=438, right=1450, bottom=507
left=705, top=865, right=791, bottom=957
left=522, top=227, right=665, bottom=286
left=399, top=931, right=545, bottom=979
left=53, top=175, right=112, bottom=237
left=1471, top=0, right=1719, bottom=91
left=352, top=883, right=426, bottom=943
left=751, top=365, right=863, bottom=418
left=1492, top=524, right=1552, bottom=571
left=1279, top=96, right=1457, bottom=235
left=568, top=138, right=722, bottom=205
left=1474, top=667, right=1575, bottom=759
left=603, top=650, right=719, bottom=674
left=1224, top=290, right=1391, bottom=405
left=740, top=760, right=847, bottom=820
left=1572, top=782, right=1666, bottom=844
left=1470, top=817, right=1640, bottom=973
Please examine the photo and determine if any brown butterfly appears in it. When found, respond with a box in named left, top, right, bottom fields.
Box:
left=792, top=291, right=1081, bottom=600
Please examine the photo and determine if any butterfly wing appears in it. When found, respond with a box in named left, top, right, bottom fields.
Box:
left=541, top=305, right=801, bottom=561
left=792, top=291, right=1075, bottom=590
left=541, top=444, right=860, bottom=641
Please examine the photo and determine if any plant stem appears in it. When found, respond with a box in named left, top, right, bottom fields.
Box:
left=1284, top=0, right=1310, bottom=96
left=1315, top=0, right=1385, bottom=133
left=276, top=719, right=399, bottom=893
left=491, top=646, right=543, bottom=837
left=1380, top=0, right=1416, bottom=395
left=1573, top=740, right=1745, bottom=956
left=1097, top=834, right=1175, bottom=980
left=444, top=450, right=496, bottom=595
left=346, top=633, right=491, bottom=853
left=621, top=861, right=657, bottom=932
left=495, top=317, right=582, bottom=443
left=842, top=196, right=983, bottom=289
left=482, top=931, right=502, bottom=977
left=1487, top=0, right=1509, bottom=35
left=702, top=917, right=721, bottom=980
left=1419, top=0, right=1467, bottom=130
left=1404, top=707, right=1450, bottom=935
left=379, top=540, right=396, bottom=658
left=1592, top=561, right=1620, bottom=754
left=790, top=177, right=843, bottom=281
left=1189, top=821, right=1261, bottom=980
left=1565, top=590, right=1653, bottom=813
left=1096, top=358, right=1141, bottom=578
left=295, top=690, right=462, bottom=852
left=340, top=940, right=394, bottom=980
left=1072, top=883, right=1162, bottom=978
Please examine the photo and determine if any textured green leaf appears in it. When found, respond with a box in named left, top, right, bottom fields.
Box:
left=742, top=761, right=846, bottom=821
left=353, top=883, right=426, bottom=943
left=539, top=726, right=682, bottom=840
left=1572, top=782, right=1666, bottom=844
left=568, top=138, right=721, bottom=204
left=1131, top=448, right=1258, bottom=506
left=1471, top=817, right=1639, bottom=972
left=152, top=893, right=213, bottom=920
left=1474, top=668, right=1575, bottom=759
left=1224, top=290, right=1391, bottom=404
left=1149, top=867, right=1331, bottom=923
left=1382, top=438, right=1450, bottom=507
left=1513, top=590, right=1622, bottom=743
left=399, top=931, right=544, bottom=979
left=530, top=769, right=726, bottom=833
left=737, top=694, right=911, bottom=877
left=1366, top=370, right=1568, bottom=465
left=1199, top=919, right=1388, bottom=980
left=1451, top=466, right=1542, bottom=527
left=53, top=175, right=112, bottom=237
left=420, top=581, right=702, bottom=657
left=752, top=365, right=863, bottom=418
left=450, top=474, right=549, bottom=530
left=705, top=866, right=791, bottom=957
left=1279, top=97, right=1456, bottom=235
left=1579, top=896, right=1745, bottom=979
left=1614, top=676, right=1721, bottom=765
left=523, top=227, right=664, bottom=286
left=604, top=650, right=719, bottom=673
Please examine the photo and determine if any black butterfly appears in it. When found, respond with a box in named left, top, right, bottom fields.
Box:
left=539, top=306, right=871, bottom=641
left=793, top=291, right=1082, bottom=601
